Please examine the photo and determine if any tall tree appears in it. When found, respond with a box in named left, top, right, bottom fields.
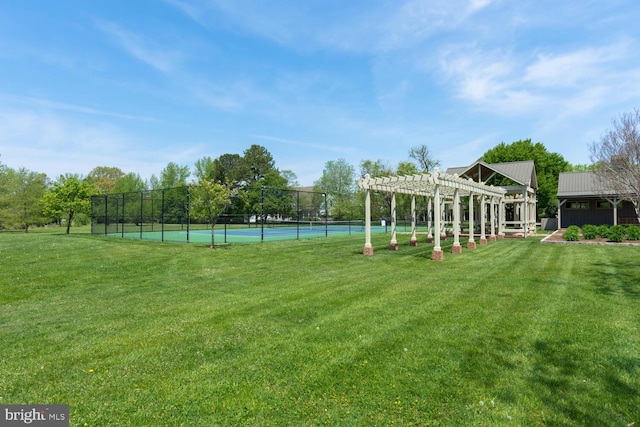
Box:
left=158, top=162, right=190, bottom=188
left=260, top=170, right=295, bottom=220
left=193, top=156, right=216, bottom=181
left=409, top=145, right=440, bottom=173
left=213, top=154, right=245, bottom=186
left=280, top=169, right=299, bottom=189
left=313, top=159, right=356, bottom=220
left=0, top=168, right=49, bottom=232
left=87, top=166, right=125, bottom=194
left=569, top=163, right=597, bottom=172
left=42, top=174, right=97, bottom=234
left=112, top=173, right=147, bottom=194
left=243, top=144, right=275, bottom=186
left=590, top=108, right=640, bottom=221
left=482, top=139, right=570, bottom=216
left=189, top=179, right=232, bottom=248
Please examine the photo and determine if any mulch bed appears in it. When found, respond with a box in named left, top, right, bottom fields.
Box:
left=541, top=229, right=640, bottom=245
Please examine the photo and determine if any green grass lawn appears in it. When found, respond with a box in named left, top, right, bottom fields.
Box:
left=0, top=228, right=638, bottom=426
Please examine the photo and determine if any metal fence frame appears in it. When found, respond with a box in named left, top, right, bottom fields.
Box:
left=91, top=186, right=383, bottom=243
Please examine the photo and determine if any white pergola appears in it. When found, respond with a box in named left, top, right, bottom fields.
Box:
left=358, top=169, right=507, bottom=260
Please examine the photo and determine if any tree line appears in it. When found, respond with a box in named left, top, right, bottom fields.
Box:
left=0, top=140, right=574, bottom=235
left=5, top=114, right=638, bottom=236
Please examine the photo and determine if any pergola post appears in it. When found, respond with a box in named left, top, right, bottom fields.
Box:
left=410, top=195, right=418, bottom=246
left=500, top=199, right=504, bottom=233
left=389, top=192, right=398, bottom=250
left=480, top=195, right=487, bottom=245
left=440, top=198, right=447, bottom=240
left=490, top=197, right=497, bottom=241
left=522, top=188, right=528, bottom=237
left=452, top=188, right=462, bottom=254
left=357, top=170, right=506, bottom=257
left=467, top=192, right=476, bottom=249
left=432, top=183, right=444, bottom=261
left=363, top=186, right=373, bottom=256
left=427, top=197, right=433, bottom=243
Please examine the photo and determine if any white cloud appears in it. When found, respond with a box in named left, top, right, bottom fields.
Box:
left=439, top=47, right=513, bottom=103
left=252, top=134, right=356, bottom=155
left=0, top=109, right=171, bottom=179
left=97, top=21, right=182, bottom=74
left=467, top=0, right=493, bottom=13
left=438, top=39, right=640, bottom=117
left=523, top=42, right=630, bottom=88
left=0, top=93, right=157, bottom=122
left=163, top=0, right=207, bottom=26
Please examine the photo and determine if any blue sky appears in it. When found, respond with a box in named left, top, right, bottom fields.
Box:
left=1, top=1, right=640, bottom=186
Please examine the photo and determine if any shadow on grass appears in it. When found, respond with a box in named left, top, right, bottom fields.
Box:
left=459, top=332, right=638, bottom=425
left=533, top=338, right=638, bottom=425
left=589, top=259, right=640, bottom=300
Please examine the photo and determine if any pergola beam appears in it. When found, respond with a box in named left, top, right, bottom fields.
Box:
left=358, top=169, right=506, bottom=259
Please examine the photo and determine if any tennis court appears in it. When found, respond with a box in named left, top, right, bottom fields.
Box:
left=108, top=221, right=389, bottom=244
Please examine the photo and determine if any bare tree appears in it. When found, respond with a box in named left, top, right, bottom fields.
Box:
left=590, top=108, right=640, bottom=221
left=409, top=145, right=440, bottom=173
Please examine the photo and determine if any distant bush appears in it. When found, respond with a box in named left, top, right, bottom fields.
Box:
left=582, top=224, right=598, bottom=240
left=597, top=224, right=610, bottom=238
left=608, top=225, right=626, bottom=242
left=625, top=225, right=640, bottom=241
left=564, top=225, right=580, bottom=241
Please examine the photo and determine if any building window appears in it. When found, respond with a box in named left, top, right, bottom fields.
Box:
left=567, top=201, right=589, bottom=209
left=596, top=201, right=612, bottom=209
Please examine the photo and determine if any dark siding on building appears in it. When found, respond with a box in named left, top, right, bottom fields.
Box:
left=560, top=199, right=638, bottom=227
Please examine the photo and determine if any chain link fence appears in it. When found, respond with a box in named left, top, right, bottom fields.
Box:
left=91, top=186, right=395, bottom=244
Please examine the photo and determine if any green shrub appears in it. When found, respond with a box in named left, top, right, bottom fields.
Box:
left=564, top=225, right=580, bottom=241
left=625, top=225, right=640, bottom=241
left=608, top=225, right=626, bottom=242
left=582, top=224, right=598, bottom=239
left=597, top=224, right=610, bottom=238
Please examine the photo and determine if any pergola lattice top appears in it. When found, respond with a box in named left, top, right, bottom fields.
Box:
left=358, top=169, right=507, bottom=198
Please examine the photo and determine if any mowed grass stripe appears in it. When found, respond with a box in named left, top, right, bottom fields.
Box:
left=0, top=230, right=638, bottom=426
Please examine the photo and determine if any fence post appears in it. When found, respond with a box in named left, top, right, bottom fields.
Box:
left=297, top=190, right=300, bottom=240
left=324, top=193, right=328, bottom=237
left=104, top=195, right=108, bottom=236
left=260, top=186, right=265, bottom=242
left=161, top=189, right=165, bottom=242
left=139, top=191, right=144, bottom=240
left=121, top=193, right=125, bottom=238
left=186, top=186, right=190, bottom=243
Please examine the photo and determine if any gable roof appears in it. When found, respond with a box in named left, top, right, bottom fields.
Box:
left=446, top=160, right=538, bottom=189
left=557, top=171, right=616, bottom=198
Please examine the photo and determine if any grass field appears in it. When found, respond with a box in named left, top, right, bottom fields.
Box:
left=0, top=228, right=638, bottom=426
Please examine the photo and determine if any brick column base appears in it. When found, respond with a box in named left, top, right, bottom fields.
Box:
left=363, top=246, right=374, bottom=256
left=431, top=249, right=444, bottom=261
left=410, top=239, right=418, bottom=247
left=479, top=238, right=488, bottom=245
left=452, top=244, right=462, bottom=254
left=489, top=236, right=497, bottom=242
left=467, top=241, right=477, bottom=249
left=426, top=236, right=434, bottom=243
left=389, top=242, right=399, bottom=251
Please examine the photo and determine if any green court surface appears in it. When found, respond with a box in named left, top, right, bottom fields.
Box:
left=106, top=222, right=391, bottom=244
